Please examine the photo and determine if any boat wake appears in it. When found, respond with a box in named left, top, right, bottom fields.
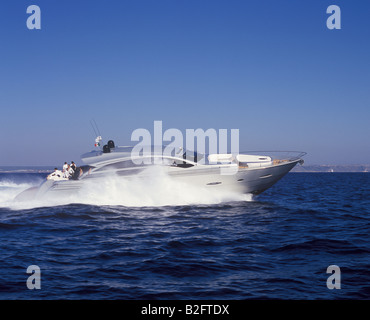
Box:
left=0, top=180, right=39, bottom=208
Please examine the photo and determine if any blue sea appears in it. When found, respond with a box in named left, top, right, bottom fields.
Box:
left=0, top=170, right=369, bottom=300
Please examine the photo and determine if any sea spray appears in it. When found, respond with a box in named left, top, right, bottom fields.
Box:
left=0, top=180, right=41, bottom=207
left=77, top=166, right=251, bottom=207
left=3, top=166, right=252, bottom=209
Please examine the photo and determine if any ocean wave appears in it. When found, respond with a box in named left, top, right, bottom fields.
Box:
left=1, top=172, right=370, bottom=300
left=270, top=238, right=370, bottom=255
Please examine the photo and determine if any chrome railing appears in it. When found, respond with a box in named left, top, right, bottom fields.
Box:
left=238, top=151, right=306, bottom=161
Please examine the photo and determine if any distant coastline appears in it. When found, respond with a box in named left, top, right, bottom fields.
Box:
left=0, top=166, right=55, bottom=173
left=292, top=164, right=370, bottom=173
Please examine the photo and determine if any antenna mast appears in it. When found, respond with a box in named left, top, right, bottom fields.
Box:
left=90, top=119, right=102, bottom=147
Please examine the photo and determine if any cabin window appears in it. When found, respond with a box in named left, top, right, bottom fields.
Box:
left=96, top=160, right=138, bottom=171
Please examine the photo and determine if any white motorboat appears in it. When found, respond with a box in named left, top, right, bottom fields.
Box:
left=15, top=138, right=305, bottom=201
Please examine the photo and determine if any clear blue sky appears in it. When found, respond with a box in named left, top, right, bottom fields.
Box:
left=0, top=0, right=369, bottom=166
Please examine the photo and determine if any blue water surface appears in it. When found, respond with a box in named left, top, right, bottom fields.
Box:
left=0, top=172, right=369, bottom=299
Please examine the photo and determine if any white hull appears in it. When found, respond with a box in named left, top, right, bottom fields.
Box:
left=16, top=158, right=301, bottom=201
left=15, top=140, right=305, bottom=201
left=167, top=159, right=300, bottom=194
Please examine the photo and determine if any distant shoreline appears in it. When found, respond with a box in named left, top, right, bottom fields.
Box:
left=0, top=166, right=55, bottom=173
left=292, top=164, right=370, bottom=173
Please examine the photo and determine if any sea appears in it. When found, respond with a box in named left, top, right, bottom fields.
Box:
left=0, top=168, right=369, bottom=300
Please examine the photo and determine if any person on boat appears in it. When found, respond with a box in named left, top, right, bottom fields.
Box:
left=67, top=164, right=75, bottom=179
left=47, top=168, right=64, bottom=180
left=63, top=167, right=70, bottom=179
left=63, top=162, right=69, bottom=173
left=70, top=162, right=83, bottom=180
left=61, top=164, right=73, bottom=179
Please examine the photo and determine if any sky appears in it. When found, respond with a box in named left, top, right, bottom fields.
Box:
left=0, top=0, right=369, bottom=166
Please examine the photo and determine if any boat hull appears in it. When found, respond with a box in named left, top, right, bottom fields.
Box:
left=15, top=159, right=300, bottom=201
left=167, top=159, right=300, bottom=194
